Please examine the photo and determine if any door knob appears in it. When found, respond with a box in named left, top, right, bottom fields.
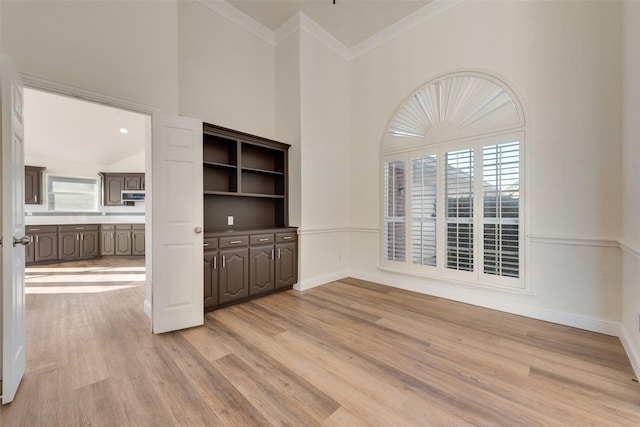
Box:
left=194, top=226, right=203, bottom=234
left=13, top=236, right=31, bottom=247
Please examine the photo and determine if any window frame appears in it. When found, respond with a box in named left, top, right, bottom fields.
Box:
left=380, top=130, right=526, bottom=290
left=46, top=173, right=100, bottom=212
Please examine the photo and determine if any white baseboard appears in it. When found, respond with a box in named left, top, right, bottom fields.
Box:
left=348, top=269, right=621, bottom=336
left=143, top=298, right=151, bottom=319
left=619, top=326, right=640, bottom=380
left=294, top=269, right=350, bottom=291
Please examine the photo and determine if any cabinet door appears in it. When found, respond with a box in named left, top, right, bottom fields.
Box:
left=80, top=232, right=99, bottom=258
left=131, top=230, right=145, bottom=256
left=25, top=234, right=35, bottom=264
left=275, top=242, right=297, bottom=288
left=35, top=233, right=58, bottom=262
left=100, top=231, right=115, bottom=256
left=115, top=230, right=132, bottom=256
left=219, top=248, right=249, bottom=303
left=204, top=251, right=219, bottom=308
left=104, top=175, right=125, bottom=206
left=124, top=175, right=142, bottom=190
left=59, top=232, right=80, bottom=259
left=24, top=167, right=43, bottom=205
left=249, top=246, right=274, bottom=296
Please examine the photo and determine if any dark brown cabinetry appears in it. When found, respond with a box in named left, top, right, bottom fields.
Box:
left=26, top=225, right=58, bottom=263
left=100, top=225, right=116, bottom=256
left=99, top=172, right=145, bottom=206
left=203, top=238, right=219, bottom=309
left=25, top=166, right=45, bottom=205
left=202, top=124, right=296, bottom=312
left=203, top=229, right=297, bottom=311
left=58, top=225, right=99, bottom=260
left=26, top=223, right=144, bottom=265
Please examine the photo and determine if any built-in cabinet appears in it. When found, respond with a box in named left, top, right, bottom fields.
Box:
left=99, top=172, right=145, bottom=206
left=202, top=123, right=297, bottom=312
left=26, top=223, right=145, bottom=265
left=26, top=225, right=58, bottom=263
left=25, top=166, right=45, bottom=205
left=59, top=225, right=99, bottom=260
left=203, top=229, right=297, bottom=311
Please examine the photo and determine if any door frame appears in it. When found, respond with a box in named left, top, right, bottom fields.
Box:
left=21, top=74, right=159, bottom=321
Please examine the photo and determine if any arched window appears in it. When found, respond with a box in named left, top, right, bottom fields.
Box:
left=381, top=72, right=526, bottom=289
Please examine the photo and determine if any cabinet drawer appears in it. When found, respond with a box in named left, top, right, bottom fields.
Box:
left=59, top=224, right=99, bottom=232
left=203, top=238, right=218, bottom=250
left=100, top=224, right=116, bottom=231
left=116, top=224, right=133, bottom=230
left=132, top=224, right=145, bottom=230
left=275, top=232, right=296, bottom=243
left=26, top=225, right=57, bottom=233
left=219, top=235, right=249, bottom=248
left=250, top=234, right=274, bottom=245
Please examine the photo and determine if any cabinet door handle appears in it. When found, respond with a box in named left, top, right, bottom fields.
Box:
left=35, top=235, right=39, bottom=243
left=30, top=228, right=40, bottom=231
left=203, top=243, right=209, bottom=247
left=35, top=195, right=38, bottom=203
left=258, top=238, right=269, bottom=242
left=222, top=255, right=225, bottom=268
left=271, top=249, right=274, bottom=260
left=283, top=236, right=293, bottom=240
left=76, top=234, right=79, bottom=240
left=229, top=240, right=242, bottom=244
left=278, top=248, right=281, bottom=259
left=213, top=255, right=217, bottom=270
left=76, top=227, right=85, bottom=230
left=81, top=234, right=84, bottom=241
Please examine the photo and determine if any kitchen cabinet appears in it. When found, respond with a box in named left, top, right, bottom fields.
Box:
left=58, top=225, right=99, bottom=260
left=99, top=172, right=145, bottom=206
left=25, top=166, right=45, bottom=205
left=218, top=236, right=250, bottom=304
left=249, top=234, right=275, bottom=296
left=26, top=225, right=59, bottom=263
left=100, top=225, right=116, bottom=256
left=114, top=224, right=144, bottom=256
left=132, top=225, right=145, bottom=256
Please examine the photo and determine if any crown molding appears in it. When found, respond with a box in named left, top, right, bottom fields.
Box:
left=198, top=0, right=275, bottom=46
left=299, top=13, right=353, bottom=61
left=351, top=0, right=464, bottom=59
left=200, top=0, right=463, bottom=61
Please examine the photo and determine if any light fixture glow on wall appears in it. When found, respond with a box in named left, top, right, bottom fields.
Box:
left=119, top=128, right=128, bottom=134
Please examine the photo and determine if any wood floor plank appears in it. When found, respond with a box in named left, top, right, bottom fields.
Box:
left=2, top=262, right=639, bottom=426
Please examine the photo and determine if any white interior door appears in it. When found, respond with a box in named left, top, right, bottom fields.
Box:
left=151, top=113, right=203, bottom=333
left=0, top=55, right=26, bottom=404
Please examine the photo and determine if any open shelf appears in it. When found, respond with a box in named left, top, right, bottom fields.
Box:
left=203, top=123, right=290, bottom=230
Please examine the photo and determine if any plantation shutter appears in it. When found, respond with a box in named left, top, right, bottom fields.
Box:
left=411, top=155, right=437, bottom=266
left=445, top=148, right=474, bottom=272
left=384, top=160, right=406, bottom=262
left=482, top=142, right=520, bottom=278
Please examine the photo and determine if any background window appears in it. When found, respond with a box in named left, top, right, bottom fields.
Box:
left=445, top=148, right=474, bottom=272
left=47, top=175, right=98, bottom=212
left=411, top=154, right=437, bottom=267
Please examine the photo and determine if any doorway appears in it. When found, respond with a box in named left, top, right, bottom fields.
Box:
left=22, top=87, right=150, bottom=315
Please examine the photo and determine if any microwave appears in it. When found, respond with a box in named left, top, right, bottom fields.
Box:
left=121, top=190, right=145, bottom=203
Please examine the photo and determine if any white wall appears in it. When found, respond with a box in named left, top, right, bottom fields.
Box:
left=297, top=31, right=351, bottom=288
left=348, top=0, right=623, bottom=333
left=178, top=0, right=276, bottom=139
left=275, top=31, right=302, bottom=228
left=621, top=0, right=640, bottom=376
left=1, top=0, right=180, bottom=113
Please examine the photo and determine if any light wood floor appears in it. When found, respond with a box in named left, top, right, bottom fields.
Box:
left=1, top=259, right=639, bottom=426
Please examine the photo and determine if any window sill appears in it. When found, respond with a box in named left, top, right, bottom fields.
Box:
left=377, top=264, right=534, bottom=296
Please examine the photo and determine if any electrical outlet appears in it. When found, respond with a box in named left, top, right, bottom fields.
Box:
left=227, top=215, right=234, bottom=226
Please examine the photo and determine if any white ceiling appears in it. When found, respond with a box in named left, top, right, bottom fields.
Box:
left=227, top=0, right=433, bottom=48
left=24, top=88, right=148, bottom=166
